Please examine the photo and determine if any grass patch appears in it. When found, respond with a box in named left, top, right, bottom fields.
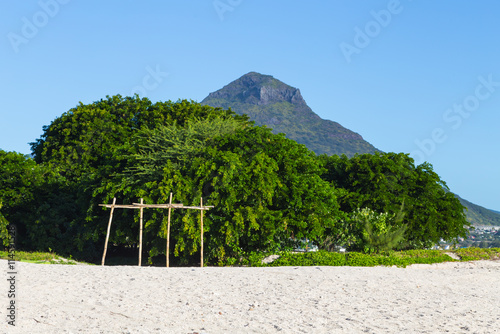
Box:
left=454, top=247, right=500, bottom=261
left=247, top=248, right=500, bottom=268
left=2, top=248, right=499, bottom=267
left=0, top=250, right=93, bottom=265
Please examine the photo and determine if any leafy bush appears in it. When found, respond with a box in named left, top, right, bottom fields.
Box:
left=0, top=250, right=93, bottom=265
left=0, top=201, right=9, bottom=246
left=321, top=205, right=407, bottom=254
left=320, top=153, right=470, bottom=249
left=352, top=206, right=407, bottom=253
left=2, top=95, right=474, bottom=266
left=455, top=247, right=500, bottom=261
left=265, top=251, right=346, bottom=267
left=251, top=249, right=491, bottom=268
left=19, top=96, right=344, bottom=264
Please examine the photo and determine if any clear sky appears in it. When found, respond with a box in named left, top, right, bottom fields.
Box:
left=1, top=0, right=499, bottom=211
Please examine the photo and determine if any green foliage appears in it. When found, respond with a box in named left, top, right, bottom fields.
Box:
left=116, top=123, right=342, bottom=264
left=361, top=219, right=406, bottom=254
left=454, top=247, right=500, bottom=261
left=0, top=201, right=9, bottom=246
left=266, top=251, right=347, bottom=267
left=0, top=150, right=82, bottom=253
left=2, top=93, right=473, bottom=265
left=0, top=151, right=39, bottom=210
left=320, top=152, right=470, bottom=249
left=20, top=95, right=343, bottom=264
left=252, top=249, right=495, bottom=267
left=354, top=205, right=407, bottom=253
left=126, top=115, right=245, bottom=182
left=456, top=194, right=500, bottom=226
left=24, top=95, right=250, bottom=260
left=319, top=204, right=406, bottom=253
left=0, top=250, right=92, bottom=265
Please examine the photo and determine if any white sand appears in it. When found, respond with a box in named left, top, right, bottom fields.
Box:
left=2, top=259, right=500, bottom=333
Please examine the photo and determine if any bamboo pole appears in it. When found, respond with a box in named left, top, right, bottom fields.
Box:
left=99, top=194, right=214, bottom=268
left=132, top=203, right=184, bottom=209
left=99, top=204, right=139, bottom=209
left=176, top=205, right=214, bottom=210
left=166, top=192, right=173, bottom=268
left=101, top=197, right=116, bottom=266
left=138, top=198, right=144, bottom=267
left=200, top=197, right=204, bottom=268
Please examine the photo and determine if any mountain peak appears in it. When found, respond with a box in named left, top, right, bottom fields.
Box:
left=205, top=72, right=305, bottom=106
left=202, top=72, right=379, bottom=157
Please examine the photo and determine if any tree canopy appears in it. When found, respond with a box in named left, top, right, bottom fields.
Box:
left=0, top=95, right=470, bottom=264
left=319, top=152, right=470, bottom=249
left=103, top=115, right=342, bottom=263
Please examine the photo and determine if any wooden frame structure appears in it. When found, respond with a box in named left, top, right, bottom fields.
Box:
left=99, top=193, right=213, bottom=267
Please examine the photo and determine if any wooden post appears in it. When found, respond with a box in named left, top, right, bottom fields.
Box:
left=101, top=197, right=116, bottom=266
left=200, top=197, right=204, bottom=268
left=138, top=198, right=144, bottom=267
left=166, top=192, right=173, bottom=268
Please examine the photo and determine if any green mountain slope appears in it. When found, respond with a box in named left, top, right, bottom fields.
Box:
left=202, top=72, right=378, bottom=157
left=456, top=195, right=500, bottom=226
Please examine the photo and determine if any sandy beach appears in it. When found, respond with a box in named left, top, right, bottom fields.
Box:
left=2, top=259, right=499, bottom=333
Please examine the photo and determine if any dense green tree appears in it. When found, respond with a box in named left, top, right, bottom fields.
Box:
left=0, top=151, right=38, bottom=210
left=31, top=95, right=246, bottom=180
left=109, top=123, right=342, bottom=264
left=0, top=151, right=39, bottom=247
left=320, top=152, right=470, bottom=249
left=26, top=95, right=249, bottom=260
left=354, top=205, right=407, bottom=253
left=5, top=94, right=470, bottom=263
left=181, top=126, right=341, bottom=263
left=0, top=201, right=9, bottom=246
left=0, top=150, right=83, bottom=253
left=25, top=95, right=341, bottom=264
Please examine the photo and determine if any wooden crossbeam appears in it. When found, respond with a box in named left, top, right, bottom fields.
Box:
left=177, top=205, right=214, bottom=210
left=99, top=203, right=184, bottom=209
left=132, top=203, right=184, bottom=209
left=99, top=204, right=141, bottom=209
left=100, top=196, right=213, bottom=267
left=99, top=203, right=213, bottom=210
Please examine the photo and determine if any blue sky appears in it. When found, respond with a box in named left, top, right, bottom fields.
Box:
left=1, top=0, right=499, bottom=211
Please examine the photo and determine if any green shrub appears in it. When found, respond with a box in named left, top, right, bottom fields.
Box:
left=0, top=250, right=92, bottom=265
left=250, top=249, right=483, bottom=268
left=455, top=247, right=500, bottom=261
